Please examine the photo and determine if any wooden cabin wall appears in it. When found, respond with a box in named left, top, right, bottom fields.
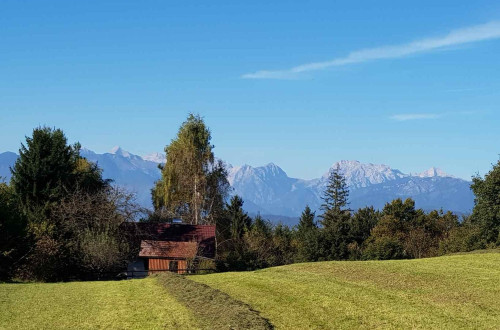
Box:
left=178, top=260, right=187, bottom=274
left=148, top=258, right=187, bottom=274
left=149, top=258, right=169, bottom=271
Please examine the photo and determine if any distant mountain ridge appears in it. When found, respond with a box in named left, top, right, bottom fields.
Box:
left=228, top=160, right=474, bottom=218
left=0, top=148, right=474, bottom=222
left=417, top=167, right=452, bottom=178
left=143, top=152, right=166, bottom=164
left=0, top=151, right=18, bottom=182
left=79, top=147, right=162, bottom=207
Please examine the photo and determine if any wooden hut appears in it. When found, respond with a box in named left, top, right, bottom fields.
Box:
left=139, top=240, right=198, bottom=273
left=128, top=223, right=216, bottom=275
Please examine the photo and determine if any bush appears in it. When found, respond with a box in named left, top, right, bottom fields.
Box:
left=0, top=182, right=28, bottom=281
left=438, top=224, right=486, bottom=255
left=363, top=236, right=406, bottom=260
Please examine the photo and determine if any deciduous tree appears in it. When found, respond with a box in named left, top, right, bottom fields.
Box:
left=152, top=114, right=230, bottom=224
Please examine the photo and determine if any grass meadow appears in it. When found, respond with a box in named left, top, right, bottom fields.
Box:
left=1, top=251, right=499, bottom=329
left=193, top=251, right=500, bottom=329
left=0, top=277, right=199, bottom=330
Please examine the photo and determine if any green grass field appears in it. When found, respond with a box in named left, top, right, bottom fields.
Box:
left=1, top=251, right=499, bottom=329
left=0, top=274, right=270, bottom=330
left=193, top=251, right=500, bottom=329
left=0, top=277, right=199, bottom=330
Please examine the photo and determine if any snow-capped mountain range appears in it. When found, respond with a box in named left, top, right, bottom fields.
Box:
left=143, top=152, right=166, bottom=164
left=227, top=160, right=472, bottom=218
left=0, top=148, right=474, bottom=222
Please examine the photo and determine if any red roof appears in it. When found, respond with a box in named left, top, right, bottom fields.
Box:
left=132, top=223, right=215, bottom=242
left=139, top=240, right=198, bottom=259
left=126, top=223, right=216, bottom=259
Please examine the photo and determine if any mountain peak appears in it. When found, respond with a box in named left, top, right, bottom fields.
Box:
left=323, top=160, right=406, bottom=188
left=333, top=160, right=361, bottom=167
left=262, top=162, right=287, bottom=176
left=418, top=167, right=451, bottom=178
left=265, top=162, right=282, bottom=170
left=110, top=146, right=131, bottom=158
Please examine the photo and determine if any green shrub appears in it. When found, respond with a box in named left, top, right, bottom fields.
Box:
left=439, top=224, right=486, bottom=254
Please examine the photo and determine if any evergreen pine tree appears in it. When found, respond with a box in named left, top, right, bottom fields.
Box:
left=318, top=164, right=352, bottom=260
left=11, top=126, right=109, bottom=226
left=11, top=127, right=79, bottom=220
left=226, top=195, right=252, bottom=240
left=319, top=164, right=350, bottom=228
left=297, top=205, right=316, bottom=233
left=252, top=214, right=272, bottom=237
left=217, top=195, right=253, bottom=271
left=470, top=159, right=500, bottom=244
left=295, top=205, right=320, bottom=262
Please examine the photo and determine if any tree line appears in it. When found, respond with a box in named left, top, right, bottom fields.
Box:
left=213, top=165, right=496, bottom=271
left=149, top=114, right=499, bottom=270
left=1, top=114, right=499, bottom=281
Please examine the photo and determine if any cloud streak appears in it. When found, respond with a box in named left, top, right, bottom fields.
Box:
left=390, top=113, right=442, bottom=121
left=390, top=111, right=475, bottom=122
left=243, top=21, right=500, bottom=79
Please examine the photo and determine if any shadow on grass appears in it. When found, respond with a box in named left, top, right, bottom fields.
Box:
left=156, top=273, right=274, bottom=330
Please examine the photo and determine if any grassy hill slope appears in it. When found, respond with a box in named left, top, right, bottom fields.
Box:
left=0, top=277, right=199, bottom=330
left=1, top=251, right=498, bottom=329
left=193, top=251, right=500, bottom=329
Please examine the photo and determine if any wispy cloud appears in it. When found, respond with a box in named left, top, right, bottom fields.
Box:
left=390, top=111, right=475, bottom=121
left=390, top=113, right=442, bottom=121
left=243, top=21, right=500, bottom=79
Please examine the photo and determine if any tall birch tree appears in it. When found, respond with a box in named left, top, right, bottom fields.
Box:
left=152, top=114, right=230, bottom=224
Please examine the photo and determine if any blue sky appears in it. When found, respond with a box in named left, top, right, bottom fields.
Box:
left=1, top=0, right=499, bottom=180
